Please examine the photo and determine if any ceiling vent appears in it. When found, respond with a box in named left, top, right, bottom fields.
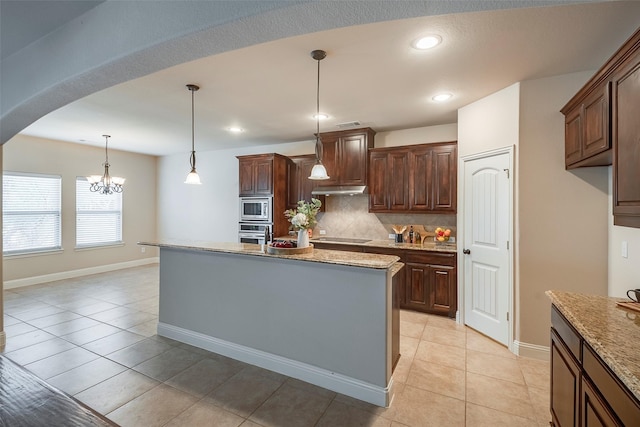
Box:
left=336, top=121, right=361, bottom=129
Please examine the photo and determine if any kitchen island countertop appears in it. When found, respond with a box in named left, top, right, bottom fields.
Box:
left=139, top=239, right=399, bottom=269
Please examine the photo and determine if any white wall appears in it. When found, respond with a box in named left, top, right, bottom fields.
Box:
left=608, top=167, right=640, bottom=297
left=3, top=135, right=158, bottom=282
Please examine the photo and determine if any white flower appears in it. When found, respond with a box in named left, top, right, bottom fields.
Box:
left=291, top=212, right=308, bottom=229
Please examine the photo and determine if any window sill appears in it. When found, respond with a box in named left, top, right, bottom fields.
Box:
left=3, top=248, right=64, bottom=259
left=75, top=242, right=125, bottom=252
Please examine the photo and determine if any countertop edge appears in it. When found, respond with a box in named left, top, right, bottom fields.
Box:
left=139, top=241, right=400, bottom=270
left=546, top=290, right=640, bottom=402
left=275, top=237, right=458, bottom=254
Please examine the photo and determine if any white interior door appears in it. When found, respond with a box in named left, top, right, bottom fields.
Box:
left=463, top=150, right=511, bottom=346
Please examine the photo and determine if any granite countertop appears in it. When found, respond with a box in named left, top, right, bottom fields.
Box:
left=546, top=290, right=640, bottom=401
left=275, top=236, right=457, bottom=253
left=139, top=240, right=400, bottom=270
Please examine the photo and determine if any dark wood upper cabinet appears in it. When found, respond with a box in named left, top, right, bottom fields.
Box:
left=317, top=127, right=375, bottom=186
left=612, top=36, right=640, bottom=228
left=369, top=141, right=457, bottom=213
left=286, top=154, right=325, bottom=211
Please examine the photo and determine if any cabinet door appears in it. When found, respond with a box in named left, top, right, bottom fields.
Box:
left=565, top=107, right=583, bottom=167
left=409, top=147, right=433, bottom=211
left=430, top=265, right=456, bottom=317
left=405, top=263, right=429, bottom=311
left=613, top=61, right=640, bottom=228
left=582, top=84, right=610, bottom=159
left=432, top=145, right=457, bottom=212
left=254, top=158, right=273, bottom=195
left=388, top=151, right=409, bottom=211
left=581, top=377, right=620, bottom=427
left=551, top=328, right=581, bottom=427
left=239, top=159, right=256, bottom=195
left=286, top=159, right=301, bottom=209
left=369, top=151, right=389, bottom=211
left=320, top=137, right=339, bottom=186
left=340, top=134, right=369, bottom=186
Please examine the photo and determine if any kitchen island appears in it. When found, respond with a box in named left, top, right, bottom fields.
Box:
left=138, top=240, right=402, bottom=407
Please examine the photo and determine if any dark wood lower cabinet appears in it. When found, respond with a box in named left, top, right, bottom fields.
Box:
left=551, top=305, right=640, bottom=427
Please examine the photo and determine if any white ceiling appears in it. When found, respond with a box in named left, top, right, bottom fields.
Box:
left=10, top=1, right=640, bottom=156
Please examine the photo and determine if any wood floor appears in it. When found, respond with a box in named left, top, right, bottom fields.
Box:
left=2, top=265, right=551, bottom=426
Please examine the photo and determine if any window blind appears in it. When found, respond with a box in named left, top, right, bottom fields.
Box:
left=76, top=177, right=123, bottom=247
left=3, top=172, right=62, bottom=255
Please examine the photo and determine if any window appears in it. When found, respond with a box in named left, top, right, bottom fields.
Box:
left=3, top=172, right=62, bottom=255
left=76, top=177, right=123, bottom=248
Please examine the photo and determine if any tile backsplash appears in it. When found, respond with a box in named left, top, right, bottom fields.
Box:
left=314, top=195, right=456, bottom=240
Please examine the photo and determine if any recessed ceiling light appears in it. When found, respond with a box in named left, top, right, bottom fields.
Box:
left=227, top=127, right=244, bottom=133
left=412, top=35, right=442, bottom=50
left=312, top=113, right=329, bottom=120
left=432, top=93, right=453, bottom=102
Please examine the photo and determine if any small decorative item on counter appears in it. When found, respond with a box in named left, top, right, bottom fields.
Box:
left=392, top=225, right=407, bottom=243
left=435, top=227, right=452, bottom=243
left=408, top=226, right=414, bottom=243
left=284, top=198, right=322, bottom=249
left=267, top=239, right=314, bottom=255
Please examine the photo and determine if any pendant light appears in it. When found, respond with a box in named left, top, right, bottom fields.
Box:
left=184, top=84, right=202, bottom=185
left=309, top=49, right=330, bottom=180
left=88, top=135, right=125, bottom=194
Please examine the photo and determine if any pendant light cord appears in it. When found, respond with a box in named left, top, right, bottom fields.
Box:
left=103, top=135, right=110, bottom=166
left=190, top=86, right=196, bottom=170
left=315, top=53, right=322, bottom=162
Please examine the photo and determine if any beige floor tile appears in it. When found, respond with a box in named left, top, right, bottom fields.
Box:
left=316, top=400, right=392, bottom=427
left=406, top=358, right=465, bottom=400
left=10, top=305, right=65, bottom=321
left=414, top=340, right=465, bottom=369
left=132, top=346, right=205, bottom=381
left=42, top=317, right=102, bottom=336
left=74, top=370, right=159, bottom=414
left=239, top=421, right=264, bottom=427
left=82, top=330, right=146, bottom=355
left=166, top=357, right=244, bottom=398
left=519, top=357, right=551, bottom=391
left=399, top=310, right=429, bottom=325
left=27, top=311, right=82, bottom=328
left=106, top=337, right=174, bottom=367
left=87, top=306, right=138, bottom=322
left=286, top=377, right=337, bottom=399
left=421, top=325, right=466, bottom=348
left=47, top=356, right=127, bottom=395
left=3, top=315, right=21, bottom=326
left=466, top=372, right=536, bottom=420
left=164, top=401, right=245, bottom=427
left=400, top=320, right=426, bottom=339
left=466, top=402, right=540, bottom=426
left=249, top=382, right=333, bottom=427
left=391, top=384, right=465, bottom=427
left=390, top=354, right=413, bottom=384
left=24, top=346, right=99, bottom=379
left=61, top=322, right=121, bottom=345
left=106, top=311, right=157, bottom=329
left=400, top=336, right=420, bottom=359
left=126, top=319, right=158, bottom=337
left=3, top=337, right=76, bottom=366
left=206, top=368, right=284, bottom=417
left=71, top=301, right=120, bottom=316
left=426, top=315, right=465, bottom=331
left=3, top=329, right=57, bottom=352
left=107, top=384, right=198, bottom=427
left=466, top=329, right=516, bottom=359
left=5, top=322, right=37, bottom=337
left=528, top=385, right=552, bottom=423
left=467, top=350, right=525, bottom=384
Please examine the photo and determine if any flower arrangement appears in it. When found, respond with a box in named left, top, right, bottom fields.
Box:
left=284, top=198, right=322, bottom=231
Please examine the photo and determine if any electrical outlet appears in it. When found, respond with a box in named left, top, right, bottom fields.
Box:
left=141, top=247, right=146, bottom=253
left=389, top=234, right=395, bottom=239
left=319, top=229, right=326, bottom=235
left=622, top=241, right=628, bottom=258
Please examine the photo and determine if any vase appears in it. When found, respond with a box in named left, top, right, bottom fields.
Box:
left=297, top=229, right=310, bottom=248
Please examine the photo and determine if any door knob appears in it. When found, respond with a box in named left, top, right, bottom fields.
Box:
left=463, top=249, right=471, bottom=255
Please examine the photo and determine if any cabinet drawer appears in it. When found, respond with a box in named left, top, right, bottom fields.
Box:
left=362, top=246, right=406, bottom=260
left=405, top=251, right=456, bottom=266
left=583, top=344, right=640, bottom=427
left=551, top=306, right=582, bottom=362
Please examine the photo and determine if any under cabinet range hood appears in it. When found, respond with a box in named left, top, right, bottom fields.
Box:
left=311, top=185, right=367, bottom=196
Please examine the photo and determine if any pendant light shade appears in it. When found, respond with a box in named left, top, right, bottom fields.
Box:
left=308, top=49, right=330, bottom=180
left=88, top=135, right=125, bottom=194
left=184, top=84, right=202, bottom=185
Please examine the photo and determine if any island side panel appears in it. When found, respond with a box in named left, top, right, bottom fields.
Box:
left=158, top=247, right=390, bottom=388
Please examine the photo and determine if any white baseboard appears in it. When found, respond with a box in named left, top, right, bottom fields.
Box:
left=158, top=322, right=392, bottom=407
left=3, top=257, right=159, bottom=289
left=514, top=340, right=550, bottom=360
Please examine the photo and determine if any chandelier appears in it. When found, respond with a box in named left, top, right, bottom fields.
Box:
left=309, top=49, right=330, bottom=180
left=88, top=135, right=125, bottom=194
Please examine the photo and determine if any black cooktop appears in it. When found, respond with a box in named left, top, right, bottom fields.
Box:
left=313, top=237, right=371, bottom=244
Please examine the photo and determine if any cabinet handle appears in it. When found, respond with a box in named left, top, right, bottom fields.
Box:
left=463, top=249, right=471, bottom=255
